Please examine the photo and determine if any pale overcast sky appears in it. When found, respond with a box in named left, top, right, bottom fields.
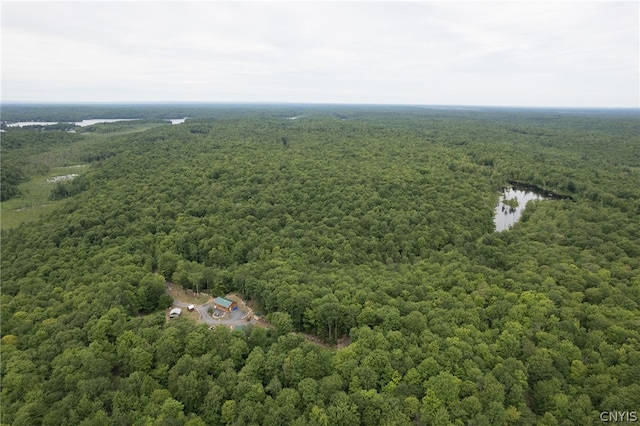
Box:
left=2, top=1, right=638, bottom=107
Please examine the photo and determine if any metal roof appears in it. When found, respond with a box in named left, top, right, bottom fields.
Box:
left=213, top=297, right=234, bottom=308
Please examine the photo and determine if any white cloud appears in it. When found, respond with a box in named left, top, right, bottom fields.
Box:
left=1, top=1, right=638, bottom=107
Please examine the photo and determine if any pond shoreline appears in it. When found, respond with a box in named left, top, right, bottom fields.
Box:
left=507, top=180, right=574, bottom=201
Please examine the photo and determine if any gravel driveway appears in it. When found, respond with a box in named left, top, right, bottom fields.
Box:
left=171, top=298, right=256, bottom=327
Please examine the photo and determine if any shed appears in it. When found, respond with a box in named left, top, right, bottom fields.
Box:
left=187, top=304, right=195, bottom=312
left=213, top=297, right=237, bottom=312
left=169, top=307, right=182, bottom=318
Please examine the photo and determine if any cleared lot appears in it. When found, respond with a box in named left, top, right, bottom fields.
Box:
left=167, top=283, right=258, bottom=329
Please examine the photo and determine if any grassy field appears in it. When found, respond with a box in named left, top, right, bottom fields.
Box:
left=166, top=306, right=202, bottom=323
left=76, top=121, right=170, bottom=138
left=1, top=121, right=171, bottom=230
left=1, top=165, right=89, bottom=230
left=167, top=282, right=212, bottom=305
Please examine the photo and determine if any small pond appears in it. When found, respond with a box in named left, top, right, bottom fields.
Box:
left=494, top=186, right=549, bottom=231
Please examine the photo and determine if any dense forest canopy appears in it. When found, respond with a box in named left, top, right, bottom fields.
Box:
left=1, top=104, right=639, bottom=425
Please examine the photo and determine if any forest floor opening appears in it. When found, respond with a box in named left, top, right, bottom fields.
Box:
left=167, top=282, right=265, bottom=330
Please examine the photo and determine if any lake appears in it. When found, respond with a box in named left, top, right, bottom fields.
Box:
left=494, top=187, right=548, bottom=231
left=6, top=118, right=188, bottom=127
left=6, top=121, right=60, bottom=127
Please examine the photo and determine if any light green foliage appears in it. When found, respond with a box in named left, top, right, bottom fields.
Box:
left=1, top=105, right=639, bottom=425
left=220, top=400, right=236, bottom=425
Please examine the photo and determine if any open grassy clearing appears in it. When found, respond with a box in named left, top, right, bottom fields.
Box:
left=167, top=282, right=212, bottom=305
left=29, top=122, right=171, bottom=167
left=1, top=121, right=169, bottom=230
left=165, top=306, right=202, bottom=323
left=77, top=121, right=170, bottom=138
left=1, top=164, right=89, bottom=229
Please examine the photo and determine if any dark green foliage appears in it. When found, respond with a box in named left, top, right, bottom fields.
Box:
left=0, top=162, right=26, bottom=200
left=2, top=105, right=639, bottom=425
left=49, top=175, right=90, bottom=200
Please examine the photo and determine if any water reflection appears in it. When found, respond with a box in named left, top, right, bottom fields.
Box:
left=6, top=121, right=59, bottom=127
left=7, top=118, right=188, bottom=127
left=494, top=187, right=547, bottom=231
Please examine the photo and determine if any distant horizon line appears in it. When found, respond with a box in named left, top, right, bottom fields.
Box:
left=2, top=100, right=638, bottom=110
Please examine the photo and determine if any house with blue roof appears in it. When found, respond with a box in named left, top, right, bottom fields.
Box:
left=213, top=296, right=237, bottom=312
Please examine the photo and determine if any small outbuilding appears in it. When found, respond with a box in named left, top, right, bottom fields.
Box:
left=169, top=307, right=182, bottom=318
left=187, top=304, right=195, bottom=312
left=213, top=297, right=237, bottom=312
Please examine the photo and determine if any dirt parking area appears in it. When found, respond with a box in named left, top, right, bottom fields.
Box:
left=166, top=284, right=258, bottom=329
left=166, top=307, right=200, bottom=322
